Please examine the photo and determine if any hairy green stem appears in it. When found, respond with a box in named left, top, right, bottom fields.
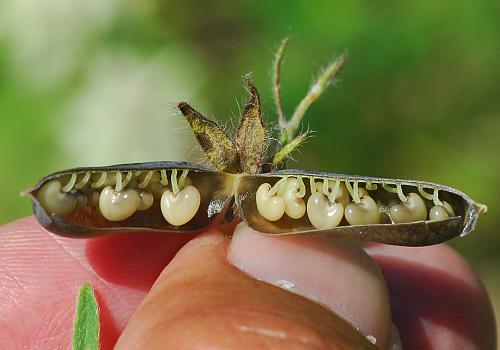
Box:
left=273, top=37, right=290, bottom=133
left=286, top=53, right=348, bottom=140
left=272, top=131, right=310, bottom=165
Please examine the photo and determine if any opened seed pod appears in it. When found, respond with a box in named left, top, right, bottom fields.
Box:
left=27, top=38, right=487, bottom=245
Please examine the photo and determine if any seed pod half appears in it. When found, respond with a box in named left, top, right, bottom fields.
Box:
left=29, top=161, right=234, bottom=237
left=235, top=169, right=487, bottom=246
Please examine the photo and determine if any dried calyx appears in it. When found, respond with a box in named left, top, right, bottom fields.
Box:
left=177, top=37, right=347, bottom=175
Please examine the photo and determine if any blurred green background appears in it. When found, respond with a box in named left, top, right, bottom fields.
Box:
left=0, top=0, right=498, bottom=334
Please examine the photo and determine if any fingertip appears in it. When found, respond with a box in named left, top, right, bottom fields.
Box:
left=228, top=223, right=392, bottom=348
left=117, top=226, right=379, bottom=349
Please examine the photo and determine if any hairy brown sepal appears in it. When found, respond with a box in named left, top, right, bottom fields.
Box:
left=178, top=102, right=240, bottom=173
left=236, top=74, right=266, bottom=174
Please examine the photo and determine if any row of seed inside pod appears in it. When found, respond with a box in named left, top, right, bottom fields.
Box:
left=255, top=177, right=456, bottom=229
left=36, top=169, right=201, bottom=226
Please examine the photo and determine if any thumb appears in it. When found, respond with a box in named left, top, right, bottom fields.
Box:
left=116, top=223, right=392, bottom=349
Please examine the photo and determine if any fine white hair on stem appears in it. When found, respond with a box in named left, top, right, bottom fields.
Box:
left=272, top=36, right=290, bottom=130
left=270, top=37, right=347, bottom=169
left=286, top=52, right=348, bottom=140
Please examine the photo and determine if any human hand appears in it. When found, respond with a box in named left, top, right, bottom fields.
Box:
left=0, top=217, right=496, bottom=349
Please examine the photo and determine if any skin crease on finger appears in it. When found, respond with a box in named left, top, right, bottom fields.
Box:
left=116, top=229, right=383, bottom=349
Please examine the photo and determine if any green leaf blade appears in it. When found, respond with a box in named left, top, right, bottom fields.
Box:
left=72, top=283, right=100, bottom=350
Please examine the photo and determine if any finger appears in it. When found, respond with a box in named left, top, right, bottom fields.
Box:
left=228, top=224, right=393, bottom=348
left=0, top=217, right=194, bottom=349
left=365, top=243, right=496, bottom=349
left=117, top=224, right=391, bottom=349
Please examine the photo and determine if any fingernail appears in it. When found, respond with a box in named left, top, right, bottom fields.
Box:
left=228, top=223, right=391, bottom=349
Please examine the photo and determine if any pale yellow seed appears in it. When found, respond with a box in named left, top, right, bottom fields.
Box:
left=277, top=178, right=306, bottom=219
left=429, top=201, right=455, bottom=221
left=256, top=183, right=285, bottom=221
left=37, top=180, right=77, bottom=216
left=138, top=191, right=154, bottom=211
left=389, top=193, right=427, bottom=223
left=345, top=193, right=380, bottom=225
left=307, top=192, right=344, bottom=229
left=160, top=185, right=201, bottom=226
left=99, top=186, right=140, bottom=221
